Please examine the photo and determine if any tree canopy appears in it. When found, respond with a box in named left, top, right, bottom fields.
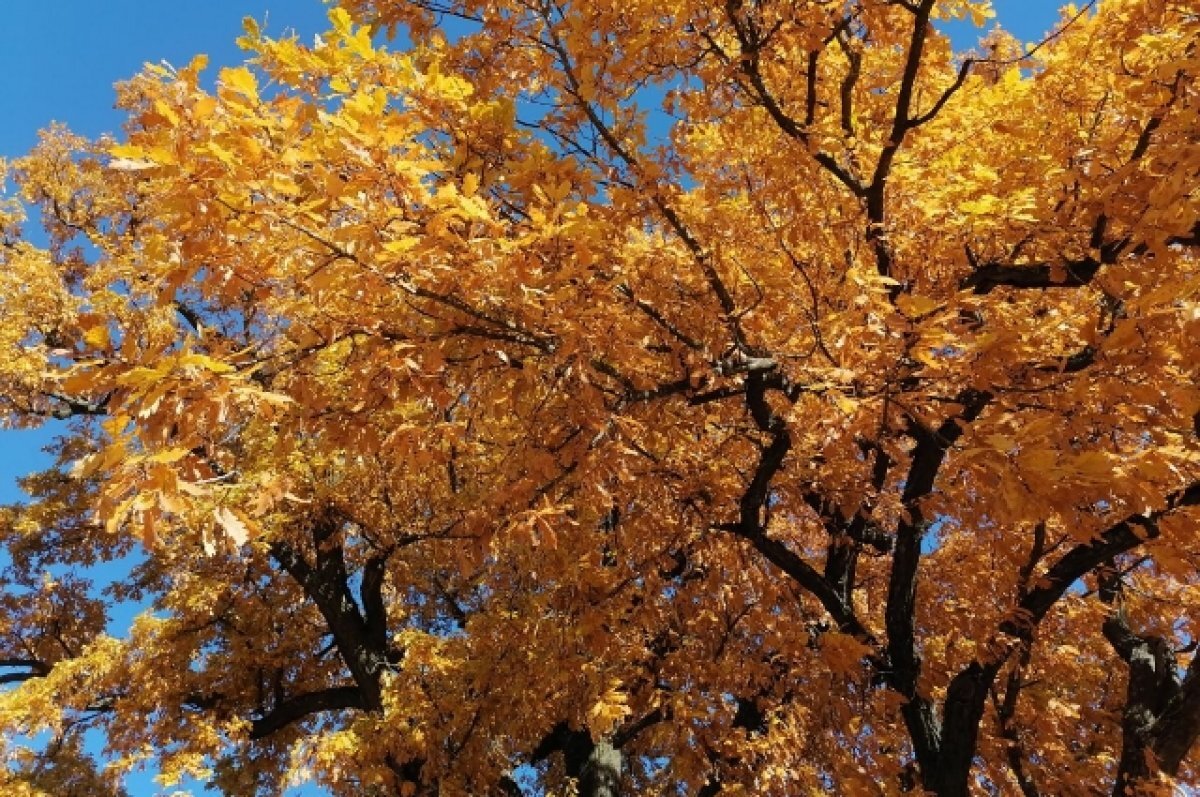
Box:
left=1, top=1, right=1198, bottom=795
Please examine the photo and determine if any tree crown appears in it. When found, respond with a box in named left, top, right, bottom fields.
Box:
left=1, top=1, right=1198, bottom=795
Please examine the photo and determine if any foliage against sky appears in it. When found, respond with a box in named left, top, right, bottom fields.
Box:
left=1, top=1, right=1198, bottom=795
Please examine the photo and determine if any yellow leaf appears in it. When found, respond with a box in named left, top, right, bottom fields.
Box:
left=192, top=95, right=218, bottom=122
left=220, top=66, right=258, bottom=100
left=177, top=352, right=237, bottom=374
left=109, top=143, right=147, bottom=159
left=108, top=158, right=158, bottom=172
left=462, top=171, right=480, bottom=197
left=242, top=16, right=261, bottom=40
left=82, top=324, right=110, bottom=349
left=897, top=294, right=942, bottom=318
left=831, top=392, right=858, bottom=415
left=587, top=680, right=630, bottom=736
left=213, top=507, right=251, bottom=546
left=329, top=6, right=354, bottom=36
left=969, top=5, right=995, bottom=27
left=960, top=196, right=1000, bottom=215
left=146, top=447, right=190, bottom=465
left=383, top=237, right=420, bottom=254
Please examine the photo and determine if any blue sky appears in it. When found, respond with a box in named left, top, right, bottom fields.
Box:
left=0, top=1, right=334, bottom=153
left=0, top=1, right=1074, bottom=794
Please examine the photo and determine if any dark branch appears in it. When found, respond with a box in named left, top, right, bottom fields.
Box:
left=908, top=57, right=975, bottom=128
left=1154, top=650, right=1200, bottom=774
left=960, top=257, right=1104, bottom=294
left=0, top=657, right=51, bottom=684
left=41, top=391, right=110, bottom=419
left=361, top=552, right=391, bottom=653
left=249, top=686, right=365, bottom=739
left=270, top=519, right=390, bottom=712
left=717, top=371, right=871, bottom=640
left=932, top=482, right=1200, bottom=796
left=720, top=4, right=865, bottom=195
left=886, top=388, right=992, bottom=787
left=1008, top=482, right=1200, bottom=638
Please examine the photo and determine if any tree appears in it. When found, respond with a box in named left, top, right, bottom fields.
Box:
left=1, top=0, right=1197, bottom=794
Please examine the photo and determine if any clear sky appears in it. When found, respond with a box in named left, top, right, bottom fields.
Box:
left=0, top=1, right=1077, bottom=794
left=0, top=1, right=335, bottom=153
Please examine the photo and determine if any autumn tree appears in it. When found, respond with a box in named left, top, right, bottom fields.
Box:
left=1, top=1, right=1198, bottom=795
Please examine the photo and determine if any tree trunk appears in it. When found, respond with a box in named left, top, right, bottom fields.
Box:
left=563, top=733, right=621, bottom=797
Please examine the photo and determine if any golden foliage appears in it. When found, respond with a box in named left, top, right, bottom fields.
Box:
left=1, top=2, right=1198, bottom=795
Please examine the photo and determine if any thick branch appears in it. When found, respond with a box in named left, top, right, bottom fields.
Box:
left=1010, top=485, right=1199, bottom=637
left=931, top=482, right=1200, bottom=797
left=249, top=686, right=365, bottom=739
left=961, top=256, right=1104, bottom=294
left=886, top=388, right=992, bottom=789
left=1099, top=560, right=1200, bottom=792
left=531, top=722, right=623, bottom=797
left=361, top=552, right=391, bottom=653
left=270, top=520, right=389, bottom=711
left=718, top=371, right=870, bottom=640
left=864, top=0, right=935, bottom=279
left=1153, top=650, right=1200, bottom=774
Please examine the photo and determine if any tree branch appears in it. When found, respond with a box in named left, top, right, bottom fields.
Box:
left=1008, top=483, right=1200, bottom=638
left=269, top=516, right=391, bottom=712
left=1153, top=649, right=1200, bottom=775
left=932, top=482, right=1200, bottom=796
left=886, top=388, right=992, bottom=788
left=717, top=371, right=871, bottom=640
left=249, top=685, right=366, bottom=739
left=960, top=256, right=1104, bottom=294
left=719, top=4, right=866, bottom=196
